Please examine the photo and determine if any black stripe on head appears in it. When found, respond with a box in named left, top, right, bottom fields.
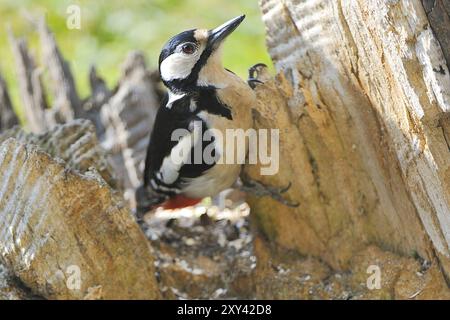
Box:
left=162, top=30, right=218, bottom=93
left=158, top=29, right=197, bottom=71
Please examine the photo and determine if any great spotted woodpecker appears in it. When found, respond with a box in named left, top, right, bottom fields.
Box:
left=136, top=15, right=299, bottom=215
left=137, top=15, right=255, bottom=212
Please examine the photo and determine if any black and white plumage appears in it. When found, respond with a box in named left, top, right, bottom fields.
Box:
left=139, top=15, right=255, bottom=210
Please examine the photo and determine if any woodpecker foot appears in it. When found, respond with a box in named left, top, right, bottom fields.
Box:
left=135, top=185, right=167, bottom=221
left=247, top=63, right=268, bottom=89
left=240, top=175, right=299, bottom=207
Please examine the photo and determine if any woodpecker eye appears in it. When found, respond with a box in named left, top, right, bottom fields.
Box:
left=181, top=43, right=196, bottom=54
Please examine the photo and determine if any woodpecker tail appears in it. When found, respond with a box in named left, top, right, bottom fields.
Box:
left=135, top=185, right=203, bottom=219
left=160, top=195, right=202, bottom=210
left=135, top=184, right=167, bottom=219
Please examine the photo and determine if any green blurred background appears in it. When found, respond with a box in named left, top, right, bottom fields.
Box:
left=0, top=0, right=272, bottom=122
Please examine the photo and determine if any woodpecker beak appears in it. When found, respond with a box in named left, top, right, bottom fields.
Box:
left=208, top=15, right=245, bottom=50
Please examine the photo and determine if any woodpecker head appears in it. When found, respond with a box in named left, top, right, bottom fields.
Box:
left=158, top=15, right=245, bottom=92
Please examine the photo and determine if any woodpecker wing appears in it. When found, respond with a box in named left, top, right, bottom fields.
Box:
left=143, top=94, right=216, bottom=196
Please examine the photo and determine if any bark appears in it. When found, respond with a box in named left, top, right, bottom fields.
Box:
left=0, top=18, right=164, bottom=300
left=7, top=20, right=161, bottom=206
left=3, top=0, right=449, bottom=299
left=83, top=65, right=112, bottom=139
left=100, top=51, right=160, bottom=207
left=0, top=119, right=117, bottom=188
left=0, top=135, right=160, bottom=299
left=0, top=264, right=35, bottom=300
left=247, top=0, right=450, bottom=281
left=8, top=31, right=48, bottom=133
left=0, top=73, right=19, bottom=131
left=37, top=17, right=84, bottom=121
left=422, top=0, right=450, bottom=70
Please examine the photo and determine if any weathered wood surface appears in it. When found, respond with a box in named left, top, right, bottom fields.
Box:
left=0, top=16, right=166, bottom=300
left=5, top=19, right=161, bottom=207
left=100, top=51, right=159, bottom=206
left=83, top=66, right=112, bottom=139
left=8, top=31, right=47, bottom=133
left=37, top=17, right=84, bottom=121
left=4, top=1, right=449, bottom=299
left=247, top=0, right=450, bottom=277
left=0, top=73, right=19, bottom=132
left=422, top=0, right=450, bottom=70
left=0, top=263, right=35, bottom=300
left=0, top=137, right=160, bottom=299
left=0, top=119, right=117, bottom=188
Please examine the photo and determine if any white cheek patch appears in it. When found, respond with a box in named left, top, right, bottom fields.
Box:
left=160, top=50, right=202, bottom=81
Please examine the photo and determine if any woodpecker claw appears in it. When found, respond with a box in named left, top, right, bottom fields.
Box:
left=240, top=176, right=299, bottom=207
left=279, top=181, right=292, bottom=194
left=247, top=78, right=263, bottom=89
left=247, top=63, right=268, bottom=89
left=249, top=63, right=268, bottom=78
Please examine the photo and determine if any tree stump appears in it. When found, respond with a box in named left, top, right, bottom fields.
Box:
left=245, top=0, right=450, bottom=281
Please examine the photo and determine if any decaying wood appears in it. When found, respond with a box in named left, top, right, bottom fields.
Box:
left=0, top=119, right=117, bottom=188
left=247, top=0, right=450, bottom=279
left=89, top=65, right=111, bottom=102
left=8, top=31, right=47, bottom=133
left=0, top=263, right=36, bottom=300
left=0, top=73, right=19, bottom=131
left=252, top=236, right=450, bottom=299
left=422, top=0, right=450, bottom=70
left=8, top=16, right=162, bottom=208
left=37, top=17, right=84, bottom=121
left=0, top=138, right=161, bottom=299
left=100, top=51, right=160, bottom=206
left=82, top=65, right=112, bottom=142
left=3, top=0, right=449, bottom=299
left=7, top=16, right=88, bottom=130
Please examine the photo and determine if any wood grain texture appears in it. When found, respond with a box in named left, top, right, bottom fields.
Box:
left=422, top=0, right=450, bottom=70
left=8, top=31, right=47, bottom=133
left=0, top=138, right=160, bottom=299
left=251, top=0, right=450, bottom=274
left=0, top=73, right=19, bottom=132
left=0, top=119, right=116, bottom=188
left=37, top=17, right=84, bottom=121
left=100, top=52, right=160, bottom=207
